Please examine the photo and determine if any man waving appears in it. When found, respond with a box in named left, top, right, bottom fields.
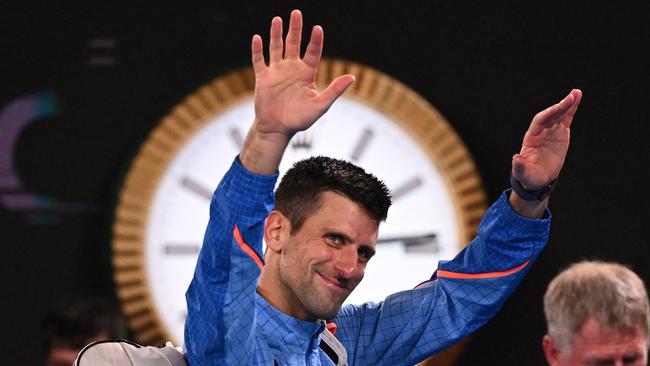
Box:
left=184, top=10, right=582, bottom=366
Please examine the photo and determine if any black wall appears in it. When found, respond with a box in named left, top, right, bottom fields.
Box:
left=2, top=1, right=650, bottom=364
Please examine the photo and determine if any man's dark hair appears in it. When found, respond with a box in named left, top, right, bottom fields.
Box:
left=43, top=298, right=127, bottom=351
left=275, top=156, right=392, bottom=233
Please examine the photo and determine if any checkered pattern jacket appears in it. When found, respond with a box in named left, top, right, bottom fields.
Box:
left=184, top=158, right=550, bottom=365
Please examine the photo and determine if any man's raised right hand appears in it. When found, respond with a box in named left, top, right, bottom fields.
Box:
left=241, top=10, right=355, bottom=175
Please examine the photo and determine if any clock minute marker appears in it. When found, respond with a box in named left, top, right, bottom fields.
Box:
left=163, top=243, right=200, bottom=255
left=391, top=176, right=423, bottom=201
left=377, top=233, right=439, bottom=253
left=291, top=131, right=313, bottom=150
left=350, top=128, right=374, bottom=162
left=229, top=127, right=244, bottom=150
left=180, top=177, right=212, bottom=201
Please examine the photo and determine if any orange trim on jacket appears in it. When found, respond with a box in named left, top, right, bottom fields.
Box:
left=233, top=225, right=264, bottom=269
left=436, top=260, right=530, bottom=279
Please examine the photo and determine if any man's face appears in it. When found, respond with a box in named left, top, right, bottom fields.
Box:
left=543, top=317, right=648, bottom=366
left=278, top=191, right=379, bottom=321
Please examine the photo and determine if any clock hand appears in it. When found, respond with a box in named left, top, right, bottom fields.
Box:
left=163, top=233, right=439, bottom=255
left=377, top=233, right=436, bottom=244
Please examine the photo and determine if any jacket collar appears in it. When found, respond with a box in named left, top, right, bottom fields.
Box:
left=255, top=293, right=326, bottom=354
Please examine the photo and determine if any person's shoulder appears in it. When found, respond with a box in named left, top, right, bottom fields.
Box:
left=74, top=340, right=187, bottom=366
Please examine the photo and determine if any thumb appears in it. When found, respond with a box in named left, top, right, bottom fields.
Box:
left=512, top=154, right=526, bottom=179
left=318, top=74, right=355, bottom=111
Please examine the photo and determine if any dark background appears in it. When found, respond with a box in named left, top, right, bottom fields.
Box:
left=2, top=1, right=649, bottom=364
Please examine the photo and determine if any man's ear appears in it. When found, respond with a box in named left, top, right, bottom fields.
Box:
left=264, top=211, right=291, bottom=253
left=542, top=335, right=561, bottom=366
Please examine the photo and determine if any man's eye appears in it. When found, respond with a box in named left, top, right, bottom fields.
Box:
left=623, top=353, right=644, bottom=364
left=325, top=234, right=343, bottom=245
left=358, top=247, right=375, bottom=262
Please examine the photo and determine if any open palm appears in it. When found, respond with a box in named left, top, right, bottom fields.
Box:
left=251, top=10, right=354, bottom=137
left=512, top=89, right=582, bottom=189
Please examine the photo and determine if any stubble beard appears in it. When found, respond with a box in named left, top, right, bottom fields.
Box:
left=305, top=270, right=348, bottom=320
left=283, top=264, right=352, bottom=321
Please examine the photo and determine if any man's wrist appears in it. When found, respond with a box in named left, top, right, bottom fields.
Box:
left=240, top=126, right=291, bottom=175
left=507, top=189, right=549, bottom=219
left=509, top=174, right=557, bottom=201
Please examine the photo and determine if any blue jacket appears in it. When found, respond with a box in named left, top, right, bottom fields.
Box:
left=184, top=158, right=550, bottom=365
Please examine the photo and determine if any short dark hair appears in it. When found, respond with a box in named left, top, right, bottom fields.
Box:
left=274, top=156, right=391, bottom=233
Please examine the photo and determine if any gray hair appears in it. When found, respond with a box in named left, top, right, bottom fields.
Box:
left=543, top=260, right=650, bottom=354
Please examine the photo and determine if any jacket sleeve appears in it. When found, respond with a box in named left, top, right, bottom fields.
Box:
left=334, top=191, right=550, bottom=366
left=184, top=157, right=278, bottom=365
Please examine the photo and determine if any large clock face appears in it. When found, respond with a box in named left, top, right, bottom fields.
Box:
left=112, top=60, right=487, bottom=363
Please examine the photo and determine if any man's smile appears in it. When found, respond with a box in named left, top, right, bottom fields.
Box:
left=316, top=271, right=349, bottom=295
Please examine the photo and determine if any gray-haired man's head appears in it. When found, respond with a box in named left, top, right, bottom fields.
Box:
left=542, top=261, right=649, bottom=366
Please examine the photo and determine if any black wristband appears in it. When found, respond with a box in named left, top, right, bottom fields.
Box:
left=509, top=174, right=557, bottom=201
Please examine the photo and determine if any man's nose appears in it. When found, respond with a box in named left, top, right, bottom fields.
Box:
left=334, top=246, right=359, bottom=278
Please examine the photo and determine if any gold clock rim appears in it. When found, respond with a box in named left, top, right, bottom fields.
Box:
left=111, top=59, right=487, bottom=362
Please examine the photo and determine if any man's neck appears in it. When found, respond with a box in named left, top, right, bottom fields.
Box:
left=257, top=267, right=316, bottom=322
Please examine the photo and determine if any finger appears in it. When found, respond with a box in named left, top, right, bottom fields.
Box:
left=512, top=154, right=546, bottom=189
left=555, top=90, right=576, bottom=112
left=251, top=34, right=267, bottom=73
left=511, top=154, right=526, bottom=180
left=512, top=154, right=555, bottom=189
left=540, top=89, right=583, bottom=129
left=269, top=16, right=283, bottom=64
left=562, top=89, right=583, bottom=128
left=284, top=9, right=303, bottom=59
left=317, top=74, right=356, bottom=111
left=303, top=25, right=323, bottom=69
left=529, top=92, right=576, bottom=136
